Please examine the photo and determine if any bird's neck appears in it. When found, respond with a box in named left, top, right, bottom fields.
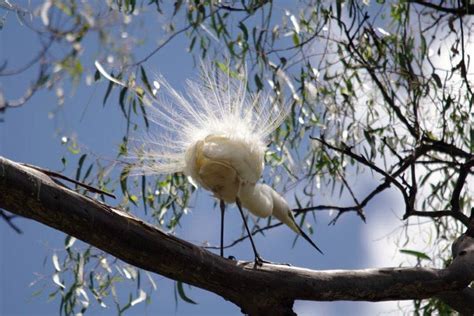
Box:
left=239, top=183, right=299, bottom=234
left=238, top=183, right=273, bottom=218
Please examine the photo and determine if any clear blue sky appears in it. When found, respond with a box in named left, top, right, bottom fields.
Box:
left=0, top=2, right=407, bottom=315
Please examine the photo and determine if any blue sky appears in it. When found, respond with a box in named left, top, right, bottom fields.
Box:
left=0, top=2, right=412, bottom=315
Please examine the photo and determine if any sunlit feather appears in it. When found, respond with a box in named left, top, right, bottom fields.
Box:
left=128, top=62, right=322, bottom=256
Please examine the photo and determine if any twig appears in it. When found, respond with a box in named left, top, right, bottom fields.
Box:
left=0, top=209, right=23, bottom=234
left=335, top=168, right=366, bottom=222
left=311, top=136, right=407, bottom=194
left=129, top=7, right=223, bottom=68
left=21, top=164, right=116, bottom=199
left=403, top=210, right=470, bottom=226
left=451, top=158, right=474, bottom=213
left=409, top=0, right=474, bottom=16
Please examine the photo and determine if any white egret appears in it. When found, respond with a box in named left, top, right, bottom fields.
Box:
left=131, top=63, right=322, bottom=264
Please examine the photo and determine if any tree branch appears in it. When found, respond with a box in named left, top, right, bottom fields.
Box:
left=1, top=156, right=474, bottom=315
left=403, top=210, right=470, bottom=226
left=0, top=209, right=23, bottom=234
left=450, top=158, right=474, bottom=213
left=409, top=0, right=474, bottom=16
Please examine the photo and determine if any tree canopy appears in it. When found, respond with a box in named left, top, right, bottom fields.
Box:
left=1, top=0, right=473, bottom=315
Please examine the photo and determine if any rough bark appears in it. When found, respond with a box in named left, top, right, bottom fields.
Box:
left=1, top=155, right=474, bottom=315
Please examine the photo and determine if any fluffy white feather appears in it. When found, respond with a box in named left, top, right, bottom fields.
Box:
left=128, top=63, right=323, bottom=254
left=131, top=63, right=288, bottom=187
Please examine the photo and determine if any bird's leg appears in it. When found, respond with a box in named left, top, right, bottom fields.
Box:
left=235, top=198, right=270, bottom=267
left=219, top=200, right=225, bottom=257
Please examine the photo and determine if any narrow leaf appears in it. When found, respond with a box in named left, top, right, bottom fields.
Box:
left=94, top=60, right=126, bottom=87
left=130, top=289, right=147, bottom=306
left=52, top=253, right=61, bottom=272
left=400, top=249, right=431, bottom=260
left=52, top=273, right=65, bottom=289
left=177, top=281, right=197, bottom=304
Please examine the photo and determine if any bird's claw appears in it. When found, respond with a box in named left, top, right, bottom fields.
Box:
left=254, top=255, right=272, bottom=267
left=253, top=255, right=291, bottom=267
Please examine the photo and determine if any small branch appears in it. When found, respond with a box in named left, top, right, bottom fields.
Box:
left=0, top=38, right=54, bottom=77
left=21, top=163, right=116, bottom=199
left=295, top=181, right=392, bottom=222
left=450, top=158, right=474, bottom=213
left=335, top=169, right=366, bottom=222
left=0, top=63, right=48, bottom=110
left=409, top=0, right=474, bottom=16
left=403, top=210, right=470, bottom=226
left=423, top=138, right=472, bottom=159
left=129, top=26, right=192, bottom=68
left=408, top=159, right=417, bottom=212
left=217, top=0, right=270, bottom=12
left=336, top=16, right=420, bottom=139
left=311, top=136, right=408, bottom=198
left=0, top=209, right=23, bottom=234
left=128, top=7, right=224, bottom=68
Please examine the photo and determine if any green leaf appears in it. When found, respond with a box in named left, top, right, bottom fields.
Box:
left=120, top=167, right=130, bottom=197
left=292, top=32, right=300, bottom=46
left=140, top=66, right=153, bottom=95
left=431, top=73, right=442, bottom=88
left=173, top=0, right=183, bottom=16
left=76, top=154, right=87, bottom=182
left=216, top=61, right=229, bottom=75
left=119, top=87, right=129, bottom=118
left=61, top=157, right=67, bottom=169
left=400, top=249, right=431, bottom=261
left=176, top=281, right=197, bottom=304
left=103, top=79, right=114, bottom=106
left=254, top=74, right=263, bottom=90
left=215, top=61, right=239, bottom=79
left=238, top=22, right=248, bottom=41
left=82, top=163, right=93, bottom=181
left=188, top=36, right=197, bottom=52
left=94, top=69, right=101, bottom=81
left=336, top=0, right=342, bottom=25
left=139, top=101, right=149, bottom=128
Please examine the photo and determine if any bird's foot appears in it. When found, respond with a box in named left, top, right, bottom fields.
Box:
left=253, top=255, right=272, bottom=267
left=253, top=255, right=291, bottom=267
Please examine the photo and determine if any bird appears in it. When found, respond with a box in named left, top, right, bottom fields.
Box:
left=128, top=62, right=323, bottom=265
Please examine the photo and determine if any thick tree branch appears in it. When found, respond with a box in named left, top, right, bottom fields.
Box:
left=437, top=287, right=474, bottom=315
left=1, top=156, right=474, bottom=315
left=423, top=138, right=472, bottom=159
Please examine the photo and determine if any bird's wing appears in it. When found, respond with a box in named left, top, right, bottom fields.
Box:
left=198, top=160, right=240, bottom=203
left=201, top=135, right=264, bottom=183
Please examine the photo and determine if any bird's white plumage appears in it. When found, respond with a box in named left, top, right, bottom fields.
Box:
left=130, top=63, right=322, bottom=254
left=134, top=64, right=287, bottom=187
